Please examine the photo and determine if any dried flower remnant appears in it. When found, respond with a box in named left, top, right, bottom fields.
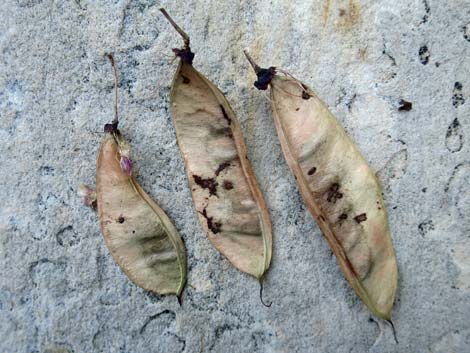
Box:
left=244, top=50, right=398, bottom=320
left=118, top=141, right=133, bottom=176
left=78, top=184, right=97, bottom=209
left=119, top=155, right=133, bottom=176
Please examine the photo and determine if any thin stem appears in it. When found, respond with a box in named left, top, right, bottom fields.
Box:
left=243, top=50, right=261, bottom=74
left=387, top=319, right=399, bottom=344
left=159, top=8, right=190, bottom=49
left=259, top=279, right=272, bottom=307
left=107, top=54, right=118, bottom=125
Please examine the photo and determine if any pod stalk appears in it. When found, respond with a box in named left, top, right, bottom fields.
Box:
left=160, top=8, right=195, bottom=65
left=160, top=8, right=190, bottom=49
left=243, top=50, right=261, bottom=74
left=107, top=54, right=119, bottom=126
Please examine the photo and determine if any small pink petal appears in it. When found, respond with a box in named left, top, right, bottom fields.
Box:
left=78, top=184, right=97, bottom=209
left=120, top=156, right=133, bottom=176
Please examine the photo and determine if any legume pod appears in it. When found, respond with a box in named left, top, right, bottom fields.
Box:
left=245, top=52, right=397, bottom=320
left=95, top=55, right=187, bottom=296
left=161, top=10, right=272, bottom=280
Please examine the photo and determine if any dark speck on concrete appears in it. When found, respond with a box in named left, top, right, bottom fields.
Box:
left=419, top=45, right=430, bottom=65
left=398, top=99, right=412, bottom=111
left=452, top=82, right=465, bottom=107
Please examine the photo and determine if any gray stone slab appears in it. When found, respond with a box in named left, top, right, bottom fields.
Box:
left=0, top=0, right=469, bottom=352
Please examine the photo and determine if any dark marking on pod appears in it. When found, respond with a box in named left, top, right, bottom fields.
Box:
left=193, top=175, right=218, bottom=196
left=118, top=216, right=125, bottom=224
left=307, top=167, right=317, bottom=175
left=326, top=183, right=343, bottom=203
left=354, top=213, right=367, bottom=223
left=220, top=105, right=231, bottom=125
left=215, top=161, right=231, bottom=176
left=200, top=208, right=221, bottom=234
left=223, top=180, right=234, bottom=190
left=182, top=76, right=190, bottom=84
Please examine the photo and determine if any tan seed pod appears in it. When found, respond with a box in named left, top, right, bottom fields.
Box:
left=244, top=52, right=398, bottom=320
left=160, top=10, right=272, bottom=283
left=95, top=55, right=187, bottom=297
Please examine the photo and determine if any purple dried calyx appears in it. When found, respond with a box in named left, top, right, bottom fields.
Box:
left=173, top=47, right=195, bottom=65
left=254, top=67, right=276, bottom=90
left=120, top=156, right=133, bottom=176
left=104, top=121, right=119, bottom=134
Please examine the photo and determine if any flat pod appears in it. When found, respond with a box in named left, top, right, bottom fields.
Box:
left=162, top=10, right=272, bottom=279
left=170, top=62, right=272, bottom=278
left=246, top=54, right=397, bottom=319
left=97, top=133, right=187, bottom=295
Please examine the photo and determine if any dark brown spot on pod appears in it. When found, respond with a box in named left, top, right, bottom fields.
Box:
left=215, top=161, right=231, bottom=176
left=118, top=216, right=125, bottom=224
left=301, top=84, right=311, bottom=100
left=220, top=105, right=231, bottom=125
left=354, top=213, right=367, bottom=223
left=326, top=183, right=343, bottom=203
left=223, top=180, right=234, bottom=190
left=200, top=208, right=221, bottom=234
left=307, top=167, right=317, bottom=175
left=193, top=175, right=218, bottom=196
left=339, top=213, right=348, bottom=220
left=182, top=76, right=190, bottom=84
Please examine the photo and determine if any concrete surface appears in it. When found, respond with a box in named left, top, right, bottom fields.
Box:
left=0, top=0, right=469, bottom=352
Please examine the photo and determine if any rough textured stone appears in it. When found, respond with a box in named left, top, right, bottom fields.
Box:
left=1, top=0, right=469, bottom=352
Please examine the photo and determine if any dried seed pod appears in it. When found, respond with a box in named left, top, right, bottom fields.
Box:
left=244, top=51, right=397, bottom=320
left=160, top=10, right=272, bottom=281
left=95, top=55, right=187, bottom=297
